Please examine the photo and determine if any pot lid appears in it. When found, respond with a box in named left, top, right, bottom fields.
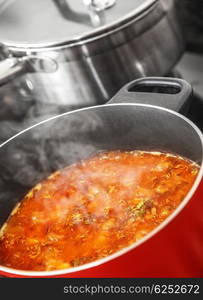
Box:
left=0, top=0, right=157, bottom=48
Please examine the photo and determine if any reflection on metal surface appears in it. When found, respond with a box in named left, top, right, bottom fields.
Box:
left=87, top=6, right=105, bottom=27
left=53, top=0, right=91, bottom=26
left=0, top=0, right=14, bottom=13
left=27, top=56, right=58, bottom=73
left=0, top=0, right=157, bottom=47
left=0, top=54, right=58, bottom=86
left=134, top=61, right=146, bottom=77
left=81, top=44, right=109, bottom=99
left=53, top=0, right=116, bottom=27
left=83, top=0, right=116, bottom=11
left=0, top=57, right=26, bottom=87
left=83, top=0, right=116, bottom=27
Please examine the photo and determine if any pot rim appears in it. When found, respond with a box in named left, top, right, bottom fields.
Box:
left=0, top=103, right=203, bottom=277
left=1, top=0, right=158, bottom=51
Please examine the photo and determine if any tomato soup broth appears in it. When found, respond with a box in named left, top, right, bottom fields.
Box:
left=0, top=151, right=199, bottom=271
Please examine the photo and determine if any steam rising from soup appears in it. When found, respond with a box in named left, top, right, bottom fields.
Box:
left=0, top=150, right=199, bottom=271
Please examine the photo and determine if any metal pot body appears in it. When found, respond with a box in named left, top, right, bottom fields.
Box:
left=0, top=77, right=203, bottom=277
left=0, top=0, right=184, bottom=110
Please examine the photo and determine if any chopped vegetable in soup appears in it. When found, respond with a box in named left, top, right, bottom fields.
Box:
left=0, top=151, right=199, bottom=271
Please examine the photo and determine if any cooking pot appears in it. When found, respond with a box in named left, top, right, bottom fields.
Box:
left=0, top=77, right=203, bottom=278
left=0, top=0, right=184, bottom=109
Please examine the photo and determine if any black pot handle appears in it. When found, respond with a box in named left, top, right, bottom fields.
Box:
left=108, top=77, right=192, bottom=113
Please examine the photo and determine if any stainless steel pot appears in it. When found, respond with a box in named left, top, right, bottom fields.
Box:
left=0, top=0, right=184, bottom=109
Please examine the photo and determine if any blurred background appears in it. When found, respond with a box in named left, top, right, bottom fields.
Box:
left=176, top=0, right=203, bottom=53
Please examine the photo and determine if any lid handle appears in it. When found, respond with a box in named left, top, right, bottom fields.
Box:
left=83, top=0, right=116, bottom=27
